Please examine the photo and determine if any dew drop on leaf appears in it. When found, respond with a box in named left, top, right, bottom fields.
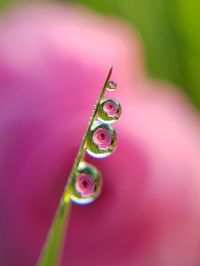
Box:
left=97, top=98, right=122, bottom=123
left=86, top=123, right=117, bottom=158
left=106, top=80, right=117, bottom=91
left=70, top=161, right=102, bottom=205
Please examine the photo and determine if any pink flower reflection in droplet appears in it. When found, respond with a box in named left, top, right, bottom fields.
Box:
left=75, top=175, right=94, bottom=197
left=93, top=128, right=112, bottom=150
left=103, top=101, right=118, bottom=117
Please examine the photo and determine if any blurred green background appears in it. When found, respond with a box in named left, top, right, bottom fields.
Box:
left=1, top=0, right=200, bottom=108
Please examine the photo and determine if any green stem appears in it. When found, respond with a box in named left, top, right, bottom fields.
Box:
left=37, top=67, right=113, bottom=266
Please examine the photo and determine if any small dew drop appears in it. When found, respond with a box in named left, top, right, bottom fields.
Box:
left=107, top=80, right=117, bottom=91
left=86, top=123, right=117, bottom=158
left=97, top=98, right=122, bottom=124
left=70, top=161, right=102, bottom=205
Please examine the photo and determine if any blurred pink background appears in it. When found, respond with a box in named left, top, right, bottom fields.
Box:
left=0, top=2, right=200, bottom=266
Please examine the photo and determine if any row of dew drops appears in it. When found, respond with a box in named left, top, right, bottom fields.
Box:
left=70, top=81, right=122, bottom=205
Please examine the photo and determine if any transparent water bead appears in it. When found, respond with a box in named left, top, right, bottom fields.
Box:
left=70, top=161, right=102, bottom=205
left=86, top=123, right=117, bottom=158
left=98, top=98, right=122, bottom=123
left=106, top=80, right=117, bottom=91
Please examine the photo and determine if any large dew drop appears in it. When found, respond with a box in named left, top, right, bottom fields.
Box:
left=97, top=98, right=122, bottom=123
left=70, top=161, right=102, bottom=205
left=86, top=123, right=117, bottom=158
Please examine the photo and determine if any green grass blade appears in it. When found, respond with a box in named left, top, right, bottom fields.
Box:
left=37, top=67, right=113, bottom=266
left=37, top=189, right=72, bottom=266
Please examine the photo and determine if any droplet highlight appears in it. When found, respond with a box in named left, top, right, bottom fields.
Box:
left=107, top=80, right=117, bottom=91
left=97, top=98, right=122, bottom=123
left=86, top=123, right=117, bottom=158
left=70, top=161, right=102, bottom=205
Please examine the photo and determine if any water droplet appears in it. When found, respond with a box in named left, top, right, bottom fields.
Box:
left=86, top=123, right=117, bottom=158
left=107, top=80, right=117, bottom=91
left=97, top=98, right=122, bottom=123
left=70, top=161, right=102, bottom=205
